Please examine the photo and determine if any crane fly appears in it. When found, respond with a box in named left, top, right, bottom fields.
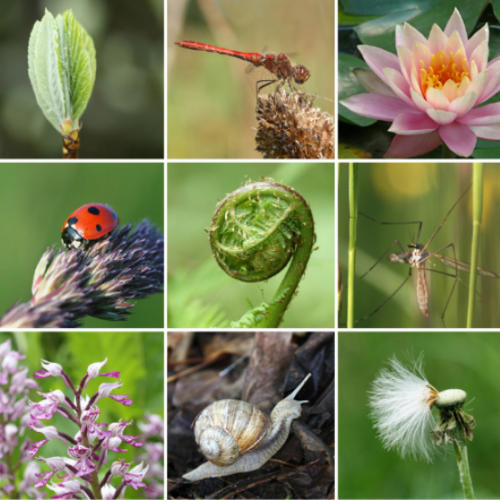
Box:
left=354, top=185, right=499, bottom=327
left=174, top=41, right=310, bottom=93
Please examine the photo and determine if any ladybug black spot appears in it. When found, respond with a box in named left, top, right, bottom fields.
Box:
left=96, top=224, right=102, bottom=232
left=88, top=206, right=101, bottom=215
left=68, top=216, right=78, bottom=225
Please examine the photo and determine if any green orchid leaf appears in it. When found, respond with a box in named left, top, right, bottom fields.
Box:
left=28, top=9, right=96, bottom=134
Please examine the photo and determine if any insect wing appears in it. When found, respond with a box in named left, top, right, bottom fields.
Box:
left=433, top=254, right=499, bottom=278
left=388, top=252, right=410, bottom=265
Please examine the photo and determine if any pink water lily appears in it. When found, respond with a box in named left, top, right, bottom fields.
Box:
left=341, top=8, right=500, bottom=157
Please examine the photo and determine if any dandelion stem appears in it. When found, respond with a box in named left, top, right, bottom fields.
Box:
left=453, top=439, right=474, bottom=499
left=467, top=164, right=483, bottom=328
left=347, top=163, right=358, bottom=328
left=442, top=144, right=455, bottom=158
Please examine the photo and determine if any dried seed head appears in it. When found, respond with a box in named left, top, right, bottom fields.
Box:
left=255, top=91, right=334, bottom=159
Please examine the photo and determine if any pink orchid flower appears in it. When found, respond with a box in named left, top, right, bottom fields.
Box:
left=341, top=8, right=500, bottom=158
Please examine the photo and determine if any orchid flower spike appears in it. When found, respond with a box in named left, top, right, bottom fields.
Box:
left=368, top=355, right=475, bottom=462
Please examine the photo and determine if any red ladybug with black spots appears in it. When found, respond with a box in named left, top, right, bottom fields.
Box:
left=61, top=204, right=119, bottom=250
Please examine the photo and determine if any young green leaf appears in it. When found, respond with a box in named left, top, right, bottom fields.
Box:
left=28, top=9, right=96, bottom=156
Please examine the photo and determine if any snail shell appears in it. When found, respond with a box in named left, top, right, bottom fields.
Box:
left=183, top=373, right=311, bottom=481
left=193, top=400, right=271, bottom=466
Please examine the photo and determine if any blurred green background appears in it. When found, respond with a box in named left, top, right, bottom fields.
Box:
left=168, top=163, right=335, bottom=328
left=0, top=0, right=163, bottom=159
left=338, top=163, right=500, bottom=328
left=168, top=0, right=335, bottom=158
left=0, top=163, right=164, bottom=328
left=339, top=331, right=500, bottom=499
left=1, top=331, right=163, bottom=499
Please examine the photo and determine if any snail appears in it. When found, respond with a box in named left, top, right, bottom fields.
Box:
left=206, top=180, right=315, bottom=328
left=183, top=373, right=312, bottom=481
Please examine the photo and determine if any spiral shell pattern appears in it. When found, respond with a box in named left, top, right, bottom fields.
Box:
left=193, top=399, right=271, bottom=466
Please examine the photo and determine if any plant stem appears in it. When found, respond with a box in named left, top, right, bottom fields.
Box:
left=453, top=439, right=475, bottom=499
left=347, top=163, right=358, bottom=328
left=442, top=143, right=455, bottom=158
left=258, top=189, right=315, bottom=327
left=466, top=164, right=483, bottom=328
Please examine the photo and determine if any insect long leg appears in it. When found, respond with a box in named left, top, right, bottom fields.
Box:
left=355, top=239, right=406, bottom=283
left=420, top=184, right=471, bottom=254
left=257, top=78, right=280, bottom=94
left=353, top=270, right=413, bottom=324
left=358, top=212, right=424, bottom=244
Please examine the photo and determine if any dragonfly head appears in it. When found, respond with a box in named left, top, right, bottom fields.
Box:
left=293, top=65, right=310, bottom=85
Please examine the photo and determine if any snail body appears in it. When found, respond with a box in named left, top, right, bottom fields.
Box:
left=183, top=373, right=311, bottom=481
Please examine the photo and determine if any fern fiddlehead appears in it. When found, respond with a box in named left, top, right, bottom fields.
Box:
left=207, top=179, right=315, bottom=328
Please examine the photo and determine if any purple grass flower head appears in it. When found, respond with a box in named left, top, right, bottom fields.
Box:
left=29, top=357, right=154, bottom=498
left=0, top=221, right=164, bottom=328
left=0, top=339, right=41, bottom=498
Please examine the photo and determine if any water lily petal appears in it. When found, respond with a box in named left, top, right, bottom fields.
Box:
left=353, top=68, right=397, bottom=96
left=383, top=68, right=414, bottom=107
left=341, top=94, right=416, bottom=121
left=444, top=30, right=465, bottom=56
left=427, top=109, right=457, bottom=125
left=465, top=23, right=489, bottom=59
left=441, top=79, right=457, bottom=102
left=457, top=102, right=500, bottom=126
left=389, top=112, right=438, bottom=134
left=410, top=68, right=424, bottom=98
left=479, top=64, right=500, bottom=103
left=410, top=88, right=432, bottom=112
left=488, top=54, right=500, bottom=67
left=397, top=45, right=413, bottom=85
left=469, top=124, right=500, bottom=140
left=470, top=60, right=478, bottom=80
left=385, top=131, right=442, bottom=157
left=412, top=42, right=432, bottom=75
left=456, top=76, right=470, bottom=98
left=444, top=8, right=468, bottom=45
left=464, top=70, right=488, bottom=104
left=439, top=122, right=477, bottom=157
left=402, top=22, right=428, bottom=51
left=359, top=45, right=400, bottom=84
left=427, top=24, right=447, bottom=54
left=426, top=87, right=450, bottom=110
left=470, top=40, right=489, bottom=73
left=448, top=91, right=477, bottom=117
left=395, top=24, right=404, bottom=48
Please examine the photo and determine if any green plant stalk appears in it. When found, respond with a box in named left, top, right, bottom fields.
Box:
left=453, top=439, right=475, bottom=499
left=466, top=164, right=483, bottom=328
left=347, top=163, right=358, bottom=328
left=442, top=143, right=455, bottom=158
left=209, top=182, right=315, bottom=328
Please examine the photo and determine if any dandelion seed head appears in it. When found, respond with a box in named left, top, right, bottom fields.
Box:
left=368, top=355, right=437, bottom=462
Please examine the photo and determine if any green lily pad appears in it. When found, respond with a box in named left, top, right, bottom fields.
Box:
left=338, top=53, right=377, bottom=127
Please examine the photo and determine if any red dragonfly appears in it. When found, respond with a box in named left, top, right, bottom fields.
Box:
left=174, top=40, right=310, bottom=93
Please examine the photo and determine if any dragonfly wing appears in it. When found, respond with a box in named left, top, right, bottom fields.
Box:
left=434, top=254, right=499, bottom=278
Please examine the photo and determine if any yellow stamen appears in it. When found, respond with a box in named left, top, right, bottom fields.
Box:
left=420, top=50, right=470, bottom=97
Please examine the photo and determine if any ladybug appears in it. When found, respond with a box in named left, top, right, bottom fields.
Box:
left=61, top=204, right=119, bottom=250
